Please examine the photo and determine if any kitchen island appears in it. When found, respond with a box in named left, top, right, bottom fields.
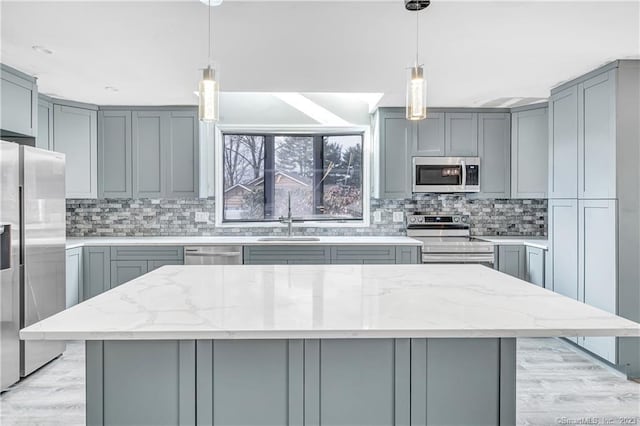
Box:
left=21, top=264, right=640, bottom=426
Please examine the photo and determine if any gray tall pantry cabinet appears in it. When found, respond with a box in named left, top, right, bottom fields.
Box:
left=547, top=60, right=640, bottom=377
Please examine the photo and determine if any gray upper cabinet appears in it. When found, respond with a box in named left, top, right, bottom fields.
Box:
left=511, top=107, right=548, bottom=199
left=131, top=109, right=199, bottom=199
left=36, top=98, right=54, bottom=150
left=475, top=113, right=510, bottom=199
left=166, top=110, right=199, bottom=198
left=444, top=113, right=478, bottom=156
left=53, top=104, right=98, bottom=198
left=413, top=112, right=445, bottom=156
left=99, top=110, right=133, bottom=198
left=578, top=70, right=616, bottom=200
left=578, top=199, right=617, bottom=362
left=132, top=111, right=165, bottom=198
left=376, top=108, right=412, bottom=199
left=0, top=64, right=37, bottom=137
left=549, top=85, right=578, bottom=199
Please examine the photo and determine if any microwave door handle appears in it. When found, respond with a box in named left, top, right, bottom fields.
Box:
left=460, top=160, right=467, bottom=189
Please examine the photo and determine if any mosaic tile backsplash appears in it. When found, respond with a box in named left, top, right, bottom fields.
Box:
left=66, top=195, right=547, bottom=237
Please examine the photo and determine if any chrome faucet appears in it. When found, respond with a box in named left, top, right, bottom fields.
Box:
left=279, top=192, right=295, bottom=237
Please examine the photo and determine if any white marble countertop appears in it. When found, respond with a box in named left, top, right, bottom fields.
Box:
left=65, top=236, right=422, bottom=249
left=476, top=236, right=549, bottom=250
left=21, top=264, right=639, bottom=341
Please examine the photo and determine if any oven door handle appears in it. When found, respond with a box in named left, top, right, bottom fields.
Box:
left=460, top=160, right=467, bottom=189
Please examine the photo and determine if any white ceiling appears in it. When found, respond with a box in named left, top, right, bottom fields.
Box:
left=1, top=0, right=638, bottom=107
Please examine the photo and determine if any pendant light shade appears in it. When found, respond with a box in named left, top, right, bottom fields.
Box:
left=406, top=65, right=426, bottom=120
left=199, top=66, right=219, bottom=122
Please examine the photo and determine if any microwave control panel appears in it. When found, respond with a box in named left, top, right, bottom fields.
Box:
left=465, top=165, right=479, bottom=185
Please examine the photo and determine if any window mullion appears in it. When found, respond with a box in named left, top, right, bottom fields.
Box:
left=313, top=135, right=324, bottom=216
left=264, top=135, right=275, bottom=219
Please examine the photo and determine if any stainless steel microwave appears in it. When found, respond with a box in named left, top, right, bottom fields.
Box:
left=412, top=157, right=480, bottom=193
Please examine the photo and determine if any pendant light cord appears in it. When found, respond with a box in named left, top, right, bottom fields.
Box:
left=415, top=10, right=419, bottom=66
left=208, top=0, right=212, bottom=66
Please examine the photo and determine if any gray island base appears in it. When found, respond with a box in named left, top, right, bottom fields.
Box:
left=86, top=337, right=516, bottom=426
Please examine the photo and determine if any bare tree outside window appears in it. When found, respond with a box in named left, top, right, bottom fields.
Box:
left=223, top=133, right=363, bottom=222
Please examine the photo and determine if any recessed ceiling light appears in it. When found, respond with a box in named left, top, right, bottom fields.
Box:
left=104, top=86, right=119, bottom=93
left=199, top=0, right=223, bottom=6
left=32, top=45, right=53, bottom=55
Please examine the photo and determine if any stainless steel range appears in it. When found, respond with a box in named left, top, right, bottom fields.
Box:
left=406, top=214, right=495, bottom=265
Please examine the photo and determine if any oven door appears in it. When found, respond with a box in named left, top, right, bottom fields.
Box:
left=412, top=157, right=480, bottom=193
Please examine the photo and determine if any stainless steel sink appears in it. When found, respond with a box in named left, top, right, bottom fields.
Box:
left=257, top=237, right=321, bottom=242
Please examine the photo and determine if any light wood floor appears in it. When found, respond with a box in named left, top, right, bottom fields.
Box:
left=1, top=338, right=638, bottom=425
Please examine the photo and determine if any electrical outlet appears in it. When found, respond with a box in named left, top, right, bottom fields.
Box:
left=393, top=211, right=404, bottom=223
left=373, top=210, right=382, bottom=223
left=194, top=212, right=209, bottom=223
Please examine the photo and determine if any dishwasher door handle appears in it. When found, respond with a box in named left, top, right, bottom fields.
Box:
left=185, top=252, right=241, bottom=257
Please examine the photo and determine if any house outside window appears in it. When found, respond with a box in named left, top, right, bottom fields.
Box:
left=222, top=132, right=364, bottom=223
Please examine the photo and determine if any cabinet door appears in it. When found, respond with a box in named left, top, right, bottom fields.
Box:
left=475, top=113, right=510, bottom=199
left=379, top=110, right=412, bottom=198
left=578, top=70, right=616, bottom=199
left=549, top=86, right=578, bottom=199
left=578, top=199, right=617, bottom=363
left=148, top=259, right=183, bottom=272
left=414, top=113, right=445, bottom=156
left=82, top=247, right=111, bottom=301
left=243, top=246, right=331, bottom=264
left=53, top=105, right=98, bottom=198
left=99, top=110, right=132, bottom=198
left=166, top=110, right=199, bottom=198
left=65, top=248, right=83, bottom=308
left=36, top=99, right=53, bottom=151
left=549, top=199, right=578, bottom=300
left=444, top=113, right=478, bottom=156
left=110, top=260, right=148, bottom=288
left=132, top=111, right=166, bottom=198
left=497, top=245, right=526, bottom=280
left=511, top=108, right=548, bottom=199
left=525, top=246, right=545, bottom=287
left=0, top=69, right=37, bottom=136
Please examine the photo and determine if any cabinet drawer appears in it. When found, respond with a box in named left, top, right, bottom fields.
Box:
left=243, top=246, right=331, bottom=264
left=110, top=246, right=184, bottom=261
left=331, top=246, right=396, bottom=263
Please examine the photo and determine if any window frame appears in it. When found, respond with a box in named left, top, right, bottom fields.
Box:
left=215, top=125, right=371, bottom=227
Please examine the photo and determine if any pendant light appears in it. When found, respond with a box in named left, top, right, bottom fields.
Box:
left=199, top=0, right=220, bottom=122
left=405, top=0, right=430, bottom=121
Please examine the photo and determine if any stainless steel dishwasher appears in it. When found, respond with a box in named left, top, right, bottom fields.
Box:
left=184, top=246, right=243, bottom=265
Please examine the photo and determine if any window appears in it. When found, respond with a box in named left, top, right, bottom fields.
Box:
left=222, top=133, right=363, bottom=222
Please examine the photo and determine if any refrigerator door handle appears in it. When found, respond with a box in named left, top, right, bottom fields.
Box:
left=18, top=185, right=24, bottom=267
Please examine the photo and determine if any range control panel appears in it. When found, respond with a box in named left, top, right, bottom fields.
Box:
left=406, top=214, right=470, bottom=227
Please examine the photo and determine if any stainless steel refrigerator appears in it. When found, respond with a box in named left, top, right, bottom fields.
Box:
left=1, top=140, right=66, bottom=391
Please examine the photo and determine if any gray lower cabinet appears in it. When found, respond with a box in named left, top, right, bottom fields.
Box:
left=53, top=104, right=98, bottom=198
left=511, top=106, right=548, bottom=199
left=496, top=245, right=526, bottom=280
left=444, top=113, right=478, bottom=156
left=65, top=248, right=83, bottom=308
left=110, top=261, right=148, bottom=288
left=82, top=247, right=111, bottom=301
left=37, top=98, right=54, bottom=150
left=244, top=245, right=420, bottom=265
left=99, top=110, right=132, bottom=198
left=376, top=108, right=413, bottom=199
left=578, top=199, right=617, bottom=363
left=131, top=109, right=199, bottom=198
left=525, top=246, right=545, bottom=287
left=474, top=113, right=510, bottom=199
left=549, top=85, right=578, bottom=199
left=0, top=64, right=37, bottom=137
